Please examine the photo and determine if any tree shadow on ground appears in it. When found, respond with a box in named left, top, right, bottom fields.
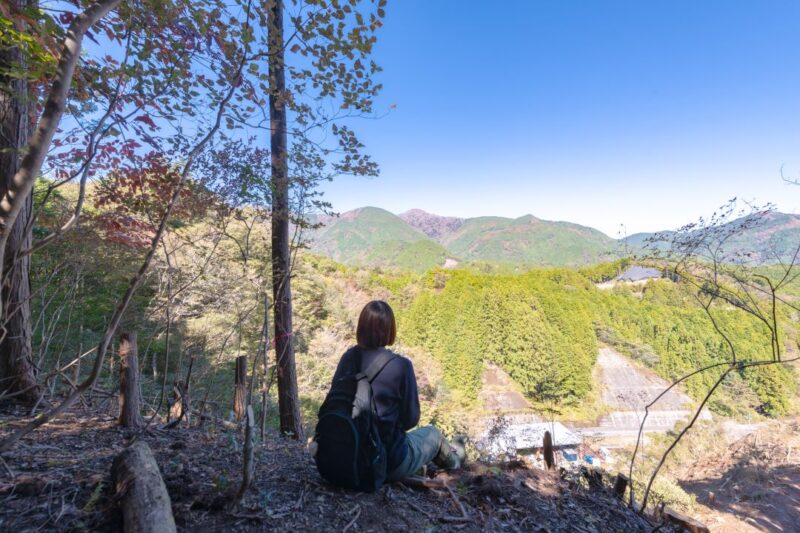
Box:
left=679, top=458, right=800, bottom=532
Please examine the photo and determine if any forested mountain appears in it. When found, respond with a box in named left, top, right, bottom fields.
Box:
left=626, top=211, right=800, bottom=262
left=310, top=207, right=800, bottom=270
left=2, top=2, right=798, bottom=530
left=398, top=208, right=465, bottom=239
left=311, top=208, right=618, bottom=268
left=400, top=267, right=796, bottom=418
left=308, top=207, right=449, bottom=271
left=441, top=215, right=616, bottom=266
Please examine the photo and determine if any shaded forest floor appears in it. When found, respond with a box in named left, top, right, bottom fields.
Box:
left=0, top=406, right=670, bottom=532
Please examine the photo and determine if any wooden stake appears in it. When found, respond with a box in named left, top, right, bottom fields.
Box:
left=543, top=430, right=555, bottom=470
left=613, top=473, right=629, bottom=499
left=234, top=355, right=246, bottom=421
left=231, top=405, right=255, bottom=508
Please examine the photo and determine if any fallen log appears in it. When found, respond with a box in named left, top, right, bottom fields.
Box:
left=197, top=412, right=238, bottom=430
left=662, top=507, right=710, bottom=533
left=111, top=441, right=176, bottom=533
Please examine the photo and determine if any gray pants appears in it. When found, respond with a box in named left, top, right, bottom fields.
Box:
left=387, top=426, right=453, bottom=481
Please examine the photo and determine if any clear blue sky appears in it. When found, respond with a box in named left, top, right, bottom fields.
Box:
left=318, top=0, right=800, bottom=236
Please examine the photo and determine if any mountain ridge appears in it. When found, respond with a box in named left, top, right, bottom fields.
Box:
left=307, top=207, right=800, bottom=270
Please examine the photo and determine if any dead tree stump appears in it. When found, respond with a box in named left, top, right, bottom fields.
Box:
left=168, top=380, right=189, bottom=427
left=613, top=473, right=629, bottom=499
left=118, top=333, right=143, bottom=428
left=111, top=441, right=177, bottom=533
left=233, top=355, right=246, bottom=421
left=231, top=405, right=255, bottom=508
left=543, top=430, right=555, bottom=470
left=581, top=465, right=603, bottom=489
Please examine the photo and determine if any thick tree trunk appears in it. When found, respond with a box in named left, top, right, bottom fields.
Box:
left=268, top=0, right=303, bottom=440
left=111, top=441, right=177, bottom=533
left=118, top=332, right=143, bottom=428
left=233, top=355, right=246, bottom=421
left=0, top=0, right=39, bottom=405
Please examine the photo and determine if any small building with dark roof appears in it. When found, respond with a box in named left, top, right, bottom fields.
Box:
left=615, top=266, right=662, bottom=282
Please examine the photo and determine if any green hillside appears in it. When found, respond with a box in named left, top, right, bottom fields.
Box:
left=442, top=214, right=616, bottom=266
left=310, top=207, right=800, bottom=271
left=625, top=212, right=800, bottom=263
left=309, top=207, right=448, bottom=272
left=400, top=266, right=797, bottom=417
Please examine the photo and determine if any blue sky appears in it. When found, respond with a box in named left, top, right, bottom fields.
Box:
left=318, top=0, right=800, bottom=236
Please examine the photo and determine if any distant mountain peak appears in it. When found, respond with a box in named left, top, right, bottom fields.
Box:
left=308, top=207, right=800, bottom=271
left=398, top=209, right=465, bottom=241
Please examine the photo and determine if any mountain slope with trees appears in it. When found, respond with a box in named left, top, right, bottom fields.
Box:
left=308, top=207, right=449, bottom=271
left=0, top=1, right=797, bottom=531
left=311, top=208, right=619, bottom=268
left=312, top=207, right=800, bottom=270
left=441, top=215, right=616, bottom=266
left=625, top=211, right=800, bottom=263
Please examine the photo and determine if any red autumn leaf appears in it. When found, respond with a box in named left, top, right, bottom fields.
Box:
left=134, top=115, right=158, bottom=130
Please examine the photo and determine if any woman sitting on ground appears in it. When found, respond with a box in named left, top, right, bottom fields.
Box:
left=328, top=300, right=465, bottom=480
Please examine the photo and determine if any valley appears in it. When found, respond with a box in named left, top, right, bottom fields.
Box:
left=3, top=3, right=798, bottom=531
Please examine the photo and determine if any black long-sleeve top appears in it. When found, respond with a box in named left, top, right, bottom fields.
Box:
left=330, top=347, right=420, bottom=472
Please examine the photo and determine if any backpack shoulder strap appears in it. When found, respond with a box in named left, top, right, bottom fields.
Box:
left=352, top=349, right=397, bottom=418
left=360, top=349, right=397, bottom=383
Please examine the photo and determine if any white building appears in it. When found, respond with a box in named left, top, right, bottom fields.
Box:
left=480, top=421, right=581, bottom=457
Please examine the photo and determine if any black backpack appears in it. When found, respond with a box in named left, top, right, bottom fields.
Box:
left=314, top=348, right=397, bottom=492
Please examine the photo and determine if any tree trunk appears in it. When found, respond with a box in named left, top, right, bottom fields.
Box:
left=111, top=440, right=177, bottom=533
left=118, top=332, right=143, bottom=428
left=268, top=0, right=303, bottom=440
left=0, top=0, right=39, bottom=405
left=230, top=404, right=255, bottom=509
left=260, top=294, right=269, bottom=440
left=233, top=355, right=246, bottom=421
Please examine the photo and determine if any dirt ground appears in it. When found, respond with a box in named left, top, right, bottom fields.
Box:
left=679, top=418, right=800, bottom=532
left=0, top=405, right=669, bottom=532
left=479, top=363, right=532, bottom=413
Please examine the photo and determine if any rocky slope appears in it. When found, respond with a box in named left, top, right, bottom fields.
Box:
left=398, top=209, right=465, bottom=240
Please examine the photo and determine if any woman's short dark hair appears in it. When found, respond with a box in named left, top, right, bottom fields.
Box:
left=356, top=300, right=396, bottom=349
